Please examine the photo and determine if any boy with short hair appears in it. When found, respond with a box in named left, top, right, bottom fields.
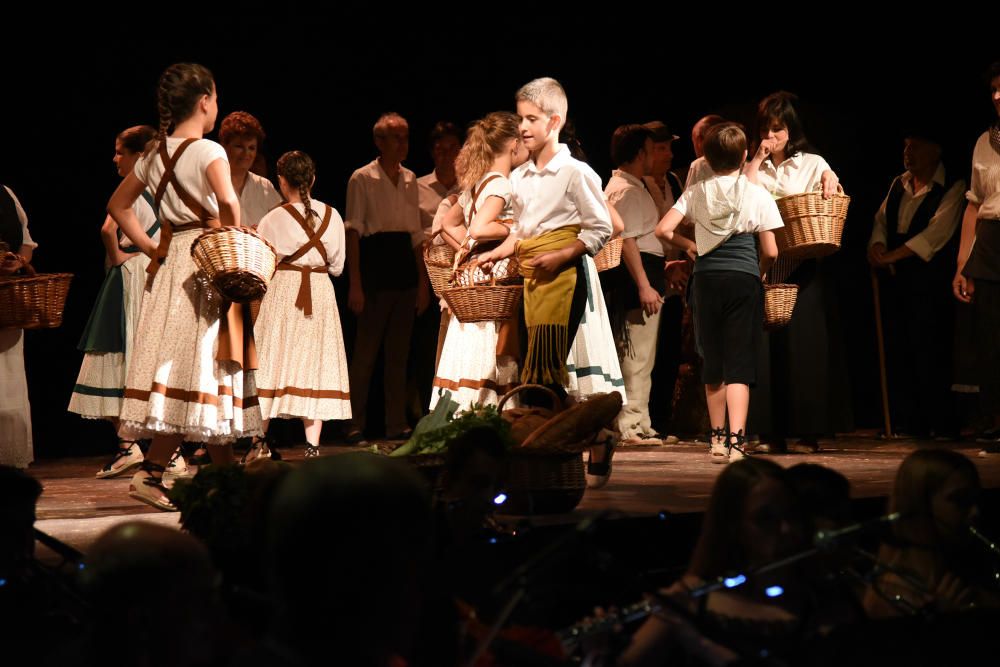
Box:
left=479, top=77, right=621, bottom=486
left=656, top=123, right=783, bottom=463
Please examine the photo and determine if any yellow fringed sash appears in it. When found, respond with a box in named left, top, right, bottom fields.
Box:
left=515, top=225, right=581, bottom=385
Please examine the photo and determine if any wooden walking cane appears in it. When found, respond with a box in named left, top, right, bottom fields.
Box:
left=870, top=268, right=893, bottom=438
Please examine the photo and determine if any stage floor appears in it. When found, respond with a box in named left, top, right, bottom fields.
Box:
left=30, top=431, right=1000, bottom=560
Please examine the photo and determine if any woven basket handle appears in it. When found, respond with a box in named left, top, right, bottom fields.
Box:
left=498, top=383, right=563, bottom=413
left=451, top=260, right=498, bottom=287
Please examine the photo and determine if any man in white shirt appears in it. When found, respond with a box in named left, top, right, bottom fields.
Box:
left=642, top=121, right=689, bottom=441
left=416, top=121, right=462, bottom=230
left=868, top=127, right=965, bottom=439
left=606, top=124, right=666, bottom=445
left=344, top=113, right=430, bottom=443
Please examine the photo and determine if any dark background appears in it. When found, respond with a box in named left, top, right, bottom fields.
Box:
left=2, top=13, right=995, bottom=458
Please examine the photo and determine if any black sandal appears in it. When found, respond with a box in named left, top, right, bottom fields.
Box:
left=96, top=440, right=144, bottom=479
left=128, top=461, right=176, bottom=512
left=242, top=435, right=282, bottom=464
left=728, top=430, right=749, bottom=460
left=304, top=443, right=320, bottom=459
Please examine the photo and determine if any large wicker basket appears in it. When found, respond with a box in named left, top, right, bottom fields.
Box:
left=190, top=227, right=277, bottom=302
left=495, top=384, right=587, bottom=515
left=443, top=272, right=522, bottom=323
left=593, top=236, right=623, bottom=272
left=499, top=449, right=586, bottom=515
left=763, top=283, right=798, bottom=331
left=424, top=231, right=457, bottom=298
left=774, top=191, right=850, bottom=259
left=0, top=265, right=73, bottom=329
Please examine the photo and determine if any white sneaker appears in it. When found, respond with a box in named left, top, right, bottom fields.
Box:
left=128, top=470, right=177, bottom=512
left=96, top=441, right=144, bottom=479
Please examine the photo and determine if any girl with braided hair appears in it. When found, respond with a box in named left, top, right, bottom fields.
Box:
left=250, top=151, right=350, bottom=459
left=107, top=62, right=261, bottom=511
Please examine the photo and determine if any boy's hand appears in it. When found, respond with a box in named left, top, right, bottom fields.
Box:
left=530, top=249, right=568, bottom=274
left=665, top=259, right=691, bottom=293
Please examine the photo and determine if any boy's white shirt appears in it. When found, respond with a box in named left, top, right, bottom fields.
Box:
left=509, top=144, right=612, bottom=254
left=672, top=174, right=783, bottom=255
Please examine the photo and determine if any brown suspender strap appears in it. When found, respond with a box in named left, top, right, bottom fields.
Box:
left=455, top=174, right=504, bottom=267
left=274, top=204, right=333, bottom=316
left=154, top=139, right=213, bottom=221
left=280, top=203, right=331, bottom=264
left=147, top=139, right=219, bottom=284
left=469, top=174, right=502, bottom=219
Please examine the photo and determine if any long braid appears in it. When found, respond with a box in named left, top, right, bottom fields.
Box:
left=299, top=183, right=317, bottom=230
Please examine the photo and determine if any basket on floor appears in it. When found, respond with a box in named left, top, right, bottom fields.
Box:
left=190, top=226, right=277, bottom=302
left=774, top=191, right=849, bottom=259
left=763, top=283, right=798, bottom=331
left=0, top=266, right=73, bottom=329
left=424, top=230, right=457, bottom=298
left=443, top=271, right=522, bottom=323
left=593, top=236, right=623, bottom=272
left=499, top=449, right=586, bottom=515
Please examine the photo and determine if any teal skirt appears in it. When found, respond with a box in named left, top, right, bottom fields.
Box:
left=77, top=265, right=125, bottom=353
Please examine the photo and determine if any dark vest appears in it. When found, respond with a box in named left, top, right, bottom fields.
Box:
left=884, top=172, right=958, bottom=278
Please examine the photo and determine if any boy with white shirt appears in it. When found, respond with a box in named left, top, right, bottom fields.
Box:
left=656, top=123, right=783, bottom=463
left=479, top=77, right=613, bottom=389
left=478, top=77, right=619, bottom=485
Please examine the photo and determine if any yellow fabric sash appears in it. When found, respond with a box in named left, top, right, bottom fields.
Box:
left=515, top=225, right=580, bottom=385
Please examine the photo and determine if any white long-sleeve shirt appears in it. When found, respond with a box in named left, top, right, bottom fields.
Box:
left=869, top=163, right=965, bottom=262
left=510, top=144, right=612, bottom=254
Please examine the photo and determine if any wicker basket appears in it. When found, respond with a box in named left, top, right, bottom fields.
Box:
left=774, top=191, right=850, bottom=259
left=0, top=266, right=73, bottom=330
left=498, top=450, right=586, bottom=515
left=424, top=231, right=457, bottom=298
left=493, top=385, right=586, bottom=515
left=443, top=272, right=522, bottom=323
left=763, top=283, right=798, bottom=331
left=190, top=227, right=277, bottom=302
left=593, top=236, right=623, bottom=272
